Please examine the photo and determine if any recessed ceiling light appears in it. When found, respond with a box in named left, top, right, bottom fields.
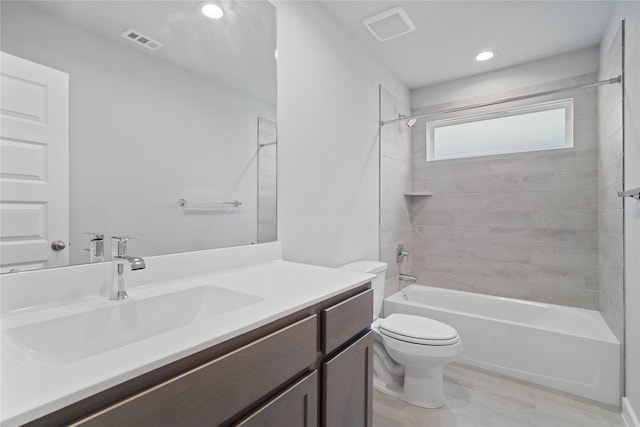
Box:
left=475, top=51, right=495, bottom=61
left=200, top=3, right=224, bottom=19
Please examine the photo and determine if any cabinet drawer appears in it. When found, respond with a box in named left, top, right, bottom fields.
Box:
left=321, top=288, right=372, bottom=355
left=236, top=371, right=318, bottom=427
left=73, top=315, right=318, bottom=427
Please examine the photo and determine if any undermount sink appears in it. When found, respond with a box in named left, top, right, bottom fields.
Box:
left=4, top=285, right=263, bottom=365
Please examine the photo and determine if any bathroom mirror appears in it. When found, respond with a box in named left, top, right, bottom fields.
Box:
left=0, top=0, right=277, bottom=272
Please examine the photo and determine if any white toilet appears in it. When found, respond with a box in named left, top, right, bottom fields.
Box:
left=340, top=261, right=462, bottom=408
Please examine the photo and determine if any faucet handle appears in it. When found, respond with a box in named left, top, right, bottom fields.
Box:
left=396, top=243, right=409, bottom=263
left=111, top=236, right=138, bottom=259
left=84, top=232, right=105, bottom=262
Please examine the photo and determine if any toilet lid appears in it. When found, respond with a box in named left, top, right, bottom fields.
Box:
left=379, top=314, right=460, bottom=346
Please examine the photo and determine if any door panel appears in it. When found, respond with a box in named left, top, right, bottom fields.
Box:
left=237, top=371, right=318, bottom=427
left=0, top=52, right=69, bottom=272
left=322, top=331, right=373, bottom=427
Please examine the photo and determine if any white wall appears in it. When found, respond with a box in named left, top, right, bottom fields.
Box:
left=275, top=1, right=409, bottom=267
left=411, top=46, right=600, bottom=109
left=602, top=2, right=640, bottom=424
left=1, top=2, right=276, bottom=263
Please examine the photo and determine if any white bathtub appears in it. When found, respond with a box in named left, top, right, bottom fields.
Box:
left=384, top=284, right=621, bottom=406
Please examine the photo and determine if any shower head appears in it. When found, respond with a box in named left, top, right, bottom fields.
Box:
left=399, top=114, right=417, bottom=128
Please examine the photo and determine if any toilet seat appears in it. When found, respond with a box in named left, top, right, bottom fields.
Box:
left=379, top=314, right=460, bottom=346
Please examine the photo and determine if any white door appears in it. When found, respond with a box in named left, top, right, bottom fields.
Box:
left=0, top=52, right=69, bottom=273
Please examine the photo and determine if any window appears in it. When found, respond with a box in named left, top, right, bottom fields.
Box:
left=426, top=99, right=574, bottom=161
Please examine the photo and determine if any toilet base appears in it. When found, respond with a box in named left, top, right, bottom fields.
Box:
left=373, top=341, right=449, bottom=409
left=403, top=365, right=445, bottom=408
left=373, top=365, right=446, bottom=409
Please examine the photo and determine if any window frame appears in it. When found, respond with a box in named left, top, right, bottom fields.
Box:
left=425, top=98, right=574, bottom=162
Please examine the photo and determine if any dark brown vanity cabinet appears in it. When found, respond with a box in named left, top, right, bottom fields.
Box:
left=28, top=285, right=372, bottom=427
left=236, top=286, right=373, bottom=427
left=320, top=289, right=374, bottom=427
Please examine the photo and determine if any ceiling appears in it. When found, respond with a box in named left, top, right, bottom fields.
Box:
left=20, top=1, right=615, bottom=98
left=320, top=1, right=616, bottom=90
left=25, top=1, right=277, bottom=104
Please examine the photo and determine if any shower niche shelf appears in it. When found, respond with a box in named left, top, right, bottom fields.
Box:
left=404, top=192, right=433, bottom=197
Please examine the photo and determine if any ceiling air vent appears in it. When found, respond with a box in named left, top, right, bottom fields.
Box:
left=362, top=6, right=415, bottom=42
left=120, top=29, right=163, bottom=51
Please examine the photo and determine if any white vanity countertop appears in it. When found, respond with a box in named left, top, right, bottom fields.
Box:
left=1, top=260, right=374, bottom=426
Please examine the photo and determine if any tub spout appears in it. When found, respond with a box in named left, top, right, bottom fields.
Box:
left=399, top=274, right=417, bottom=284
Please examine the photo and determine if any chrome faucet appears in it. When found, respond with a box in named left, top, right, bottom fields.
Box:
left=110, top=236, right=146, bottom=301
left=399, top=274, right=417, bottom=284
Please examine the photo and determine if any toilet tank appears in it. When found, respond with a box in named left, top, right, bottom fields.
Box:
left=338, top=261, right=387, bottom=320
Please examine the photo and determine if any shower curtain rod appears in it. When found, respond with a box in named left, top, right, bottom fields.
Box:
left=380, top=75, right=622, bottom=126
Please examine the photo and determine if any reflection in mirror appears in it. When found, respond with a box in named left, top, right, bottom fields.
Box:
left=257, top=117, right=277, bottom=243
left=0, top=1, right=277, bottom=273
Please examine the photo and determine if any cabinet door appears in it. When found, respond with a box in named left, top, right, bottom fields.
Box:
left=322, top=331, right=373, bottom=427
left=236, top=371, right=318, bottom=427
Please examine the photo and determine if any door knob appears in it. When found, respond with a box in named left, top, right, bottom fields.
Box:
left=51, top=240, right=67, bottom=251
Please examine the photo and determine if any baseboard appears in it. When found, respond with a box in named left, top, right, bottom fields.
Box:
left=623, top=398, right=640, bottom=427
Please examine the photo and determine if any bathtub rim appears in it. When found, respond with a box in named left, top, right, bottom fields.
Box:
left=387, top=284, right=619, bottom=345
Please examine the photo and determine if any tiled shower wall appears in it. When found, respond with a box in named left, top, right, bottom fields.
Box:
left=380, top=86, right=412, bottom=297
left=408, top=74, right=600, bottom=309
left=598, top=26, right=624, bottom=341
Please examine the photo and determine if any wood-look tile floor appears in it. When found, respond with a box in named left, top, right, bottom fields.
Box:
left=373, top=363, right=625, bottom=427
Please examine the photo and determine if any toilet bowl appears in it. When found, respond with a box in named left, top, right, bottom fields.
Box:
left=339, top=261, right=462, bottom=408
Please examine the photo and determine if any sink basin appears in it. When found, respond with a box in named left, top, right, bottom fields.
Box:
left=4, top=286, right=263, bottom=365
